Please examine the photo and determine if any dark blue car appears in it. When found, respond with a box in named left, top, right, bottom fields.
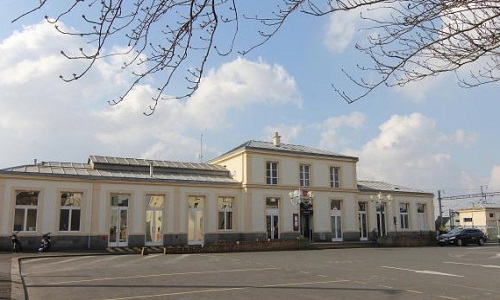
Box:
left=437, top=228, right=487, bottom=246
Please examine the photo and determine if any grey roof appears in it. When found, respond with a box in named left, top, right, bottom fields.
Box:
left=209, top=140, right=358, bottom=162
left=358, top=180, right=433, bottom=196
left=0, top=157, right=238, bottom=185
left=88, top=155, right=227, bottom=171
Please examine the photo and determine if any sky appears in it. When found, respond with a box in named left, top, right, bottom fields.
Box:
left=1, top=1, right=499, bottom=215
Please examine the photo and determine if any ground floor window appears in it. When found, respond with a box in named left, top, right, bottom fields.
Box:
left=400, top=203, right=410, bottom=229
left=59, top=192, right=82, bottom=232
left=13, top=191, right=39, bottom=232
left=218, top=197, right=234, bottom=230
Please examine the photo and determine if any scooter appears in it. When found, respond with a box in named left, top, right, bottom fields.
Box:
left=11, top=231, right=22, bottom=252
left=38, top=232, right=52, bottom=252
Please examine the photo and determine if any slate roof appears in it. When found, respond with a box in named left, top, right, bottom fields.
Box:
left=0, top=156, right=238, bottom=185
left=209, top=140, right=358, bottom=162
left=358, top=180, right=433, bottom=196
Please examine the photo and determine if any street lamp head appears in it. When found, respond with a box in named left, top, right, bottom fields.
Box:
left=370, top=192, right=392, bottom=204
left=290, top=189, right=314, bottom=206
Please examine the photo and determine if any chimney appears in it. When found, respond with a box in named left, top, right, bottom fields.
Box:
left=273, top=132, right=281, bottom=147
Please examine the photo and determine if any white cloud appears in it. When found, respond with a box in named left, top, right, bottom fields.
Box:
left=0, top=22, right=302, bottom=167
left=184, top=57, right=302, bottom=130
left=348, top=113, right=478, bottom=191
left=452, top=129, right=477, bottom=146
left=395, top=76, right=445, bottom=102
left=262, top=125, right=302, bottom=144
left=323, top=11, right=358, bottom=53
left=317, top=112, right=365, bottom=150
left=488, top=166, right=500, bottom=190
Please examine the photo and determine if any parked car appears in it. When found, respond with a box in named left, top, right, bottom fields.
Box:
left=437, top=228, right=487, bottom=246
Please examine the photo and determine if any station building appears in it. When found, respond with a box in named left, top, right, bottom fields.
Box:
left=0, top=133, right=435, bottom=250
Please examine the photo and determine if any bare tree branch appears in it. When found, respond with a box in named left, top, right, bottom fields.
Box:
left=14, top=0, right=500, bottom=113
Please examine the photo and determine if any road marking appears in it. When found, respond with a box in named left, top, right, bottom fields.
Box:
left=43, top=256, right=97, bottom=266
left=406, top=289, right=423, bottom=294
left=378, top=285, right=393, bottom=289
left=141, top=254, right=162, bottom=260
left=49, top=267, right=281, bottom=285
left=381, top=266, right=464, bottom=277
left=445, top=261, right=500, bottom=269
left=104, top=280, right=350, bottom=300
left=438, top=296, right=458, bottom=299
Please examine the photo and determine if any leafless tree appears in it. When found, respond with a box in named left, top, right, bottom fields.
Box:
left=14, top=1, right=500, bottom=114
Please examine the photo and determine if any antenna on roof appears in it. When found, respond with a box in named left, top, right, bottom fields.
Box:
left=199, top=134, right=203, bottom=163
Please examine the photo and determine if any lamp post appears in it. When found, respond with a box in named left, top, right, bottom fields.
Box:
left=290, top=189, right=314, bottom=238
left=370, top=192, right=392, bottom=237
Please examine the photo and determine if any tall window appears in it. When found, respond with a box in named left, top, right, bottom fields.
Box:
left=330, top=167, right=340, bottom=188
left=417, top=203, right=427, bottom=230
left=266, top=162, right=278, bottom=185
left=146, top=195, right=165, bottom=244
left=60, top=192, right=82, bottom=232
left=299, top=164, right=310, bottom=187
left=400, top=203, right=410, bottom=229
left=218, top=197, right=234, bottom=230
left=13, top=191, right=39, bottom=231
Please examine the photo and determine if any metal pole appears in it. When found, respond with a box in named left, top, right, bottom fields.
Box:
left=438, top=190, right=443, bottom=228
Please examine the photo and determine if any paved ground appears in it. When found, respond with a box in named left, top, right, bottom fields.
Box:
left=12, top=244, right=500, bottom=300
left=0, top=253, right=12, bottom=300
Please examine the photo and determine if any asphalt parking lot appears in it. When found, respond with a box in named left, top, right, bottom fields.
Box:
left=8, top=244, right=500, bottom=300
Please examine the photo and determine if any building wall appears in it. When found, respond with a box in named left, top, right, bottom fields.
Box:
left=458, top=207, right=500, bottom=228
left=1, top=148, right=435, bottom=250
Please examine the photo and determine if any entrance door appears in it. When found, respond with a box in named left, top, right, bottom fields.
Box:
left=266, top=213, right=279, bottom=240
left=109, top=194, right=129, bottom=247
left=145, top=195, right=164, bottom=246
left=376, top=204, right=387, bottom=236
left=266, top=198, right=279, bottom=240
left=330, top=200, right=342, bottom=242
left=358, top=202, right=368, bottom=241
left=188, top=196, right=204, bottom=245
left=331, top=215, right=342, bottom=241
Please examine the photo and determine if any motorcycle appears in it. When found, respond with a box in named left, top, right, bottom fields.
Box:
left=38, top=232, right=52, bottom=252
left=11, top=231, right=22, bottom=252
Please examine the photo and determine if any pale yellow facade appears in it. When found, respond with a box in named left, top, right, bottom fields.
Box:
left=0, top=135, right=435, bottom=250
left=457, top=205, right=500, bottom=231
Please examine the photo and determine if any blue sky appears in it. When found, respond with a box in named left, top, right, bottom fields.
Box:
left=1, top=1, right=499, bottom=214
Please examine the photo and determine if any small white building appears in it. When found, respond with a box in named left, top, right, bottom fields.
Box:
left=0, top=133, right=435, bottom=250
left=456, top=206, right=500, bottom=238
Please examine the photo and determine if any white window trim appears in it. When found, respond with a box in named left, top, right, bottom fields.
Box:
left=218, top=197, right=234, bottom=231
left=400, top=203, right=410, bottom=229
left=266, top=162, right=278, bottom=185
left=299, top=164, right=310, bottom=187
left=330, top=166, right=340, bottom=188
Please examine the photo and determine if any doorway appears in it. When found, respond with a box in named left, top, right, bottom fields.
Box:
left=266, top=198, right=279, bottom=240
left=188, top=196, right=204, bottom=245
left=358, top=202, right=368, bottom=241
left=376, top=204, right=387, bottom=237
left=109, top=194, right=129, bottom=247
left=145, top=195, right=164, bottom=246
left=330, top=200, right=342, bottom=242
